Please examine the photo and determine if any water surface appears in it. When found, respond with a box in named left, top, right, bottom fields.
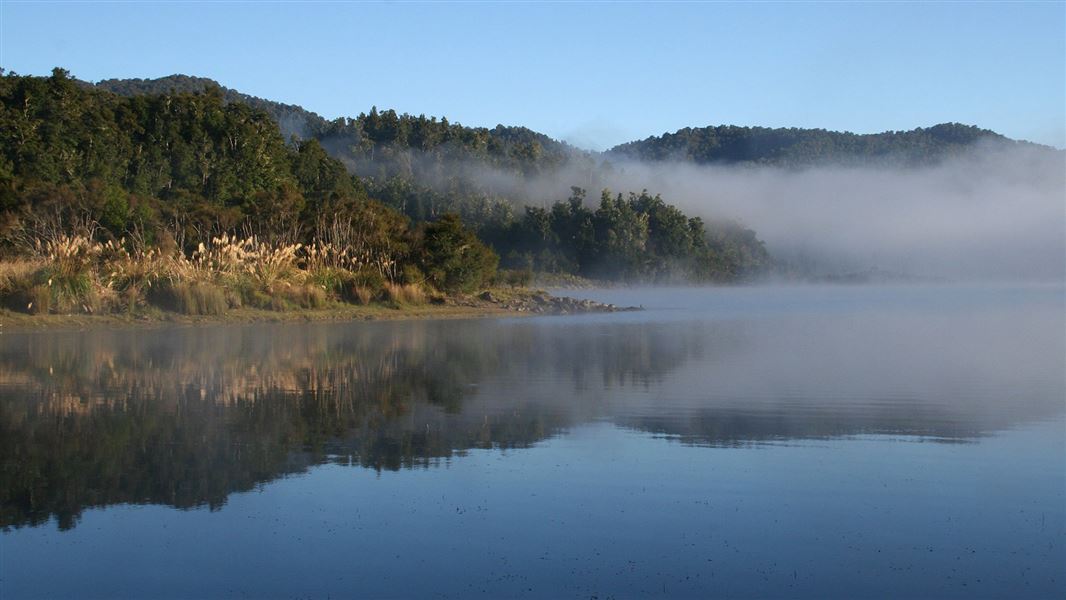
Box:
left=1, top=284, right=1063, bottom=598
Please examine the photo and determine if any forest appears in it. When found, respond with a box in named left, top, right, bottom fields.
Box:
left=607, top=122, right=1027, bottom=166
left=0, top=68, right=769, bottom=318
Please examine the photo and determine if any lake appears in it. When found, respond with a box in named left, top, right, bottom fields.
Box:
left=1, top=284, right=1063, bottom=599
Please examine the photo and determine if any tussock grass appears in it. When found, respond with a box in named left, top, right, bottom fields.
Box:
left=384, top=283, right=426, bottom=306
left=0, top=233, right=462, bottom=317
left=348, top=286, right=375, bottom=306
left=150, top=281, right=228, bottom=316
left=27, top=285, right=51, bottom=315
left=0, top=259, right=44, bottom=296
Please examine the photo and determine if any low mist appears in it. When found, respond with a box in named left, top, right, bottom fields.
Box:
left=247, top=84, right=1066, bottom=283
left=602, top=143, right=1065, bottom=282
left=433, top=141, right=1064, bottom=282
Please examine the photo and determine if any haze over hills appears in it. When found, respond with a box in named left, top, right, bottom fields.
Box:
left=90, top=73, right=1052, bottom=169
left=3, top=69, right=1061, bottom=283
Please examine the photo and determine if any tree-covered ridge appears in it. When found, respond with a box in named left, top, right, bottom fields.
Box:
left=2, top=68, right=360, bottom=233
left=607, top=123, right=1031, bottom=166
left=91, top=73, right=599, bottom=226
left=93, top=74, right=335, bottom=141
left=90, top=73, right=1048, bottom=171
left=93, top=73, right=586, bottom=179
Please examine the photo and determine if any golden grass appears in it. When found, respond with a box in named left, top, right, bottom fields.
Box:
left=0, top=259, right=44, bottom=296
left=0, top=234, right=452, bottom=316
left=383, top=283, right=426, bottom=306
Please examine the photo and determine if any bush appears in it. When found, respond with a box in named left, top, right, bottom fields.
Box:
left=496, top=268, right=532, bottom=288
left=37, top=267, right=94, bottom=313
left=401, top=264, right=425, bottom=286
left=342, top=269, right=385, bottom=304
left=415, top=214, right=498, bottom=294
left=305, top=267, right=354, bottom=299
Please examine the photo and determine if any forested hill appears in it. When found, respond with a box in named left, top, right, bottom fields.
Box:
left=91, top=74, right=1046, bottom=171
left=92, top=74, right=585, bottom=179
left=606, top=123, right=1035, bottom=166
left=94, top=74, right=322, bottom=142
left=0, top=68, right=771, bottom=287
left=91, top=74, right=593, bottom=224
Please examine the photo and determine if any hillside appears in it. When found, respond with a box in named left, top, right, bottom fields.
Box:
left=92, top=74, right=1046, bottom=171
left=606, top=123, right=1034, bottom=167
left=0, top=66, right=766, bottom=321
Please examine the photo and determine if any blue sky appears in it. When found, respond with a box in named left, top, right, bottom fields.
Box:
left=2, top=1, right=1063, bottom=149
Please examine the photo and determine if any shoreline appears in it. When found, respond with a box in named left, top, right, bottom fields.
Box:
left=0, top=288, right=636, bottom=334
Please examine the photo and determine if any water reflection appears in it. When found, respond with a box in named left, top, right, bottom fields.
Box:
left=1, top=292, right=1062, bottom=531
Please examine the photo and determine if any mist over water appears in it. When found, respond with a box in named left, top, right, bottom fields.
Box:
left=1, top=284, right=1063, bottom=598
left=603, top=145, right=1066, bottom=281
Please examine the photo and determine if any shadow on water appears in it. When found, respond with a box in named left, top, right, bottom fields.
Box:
left=1, top=286, right=1063, bottom=530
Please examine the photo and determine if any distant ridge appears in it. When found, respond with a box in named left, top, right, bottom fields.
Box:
left=89, top=74, right=1053, bottom=170
left=605, top=123, right=1048, bottom=167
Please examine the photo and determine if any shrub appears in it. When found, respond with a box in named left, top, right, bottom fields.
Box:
left=38, top=267, right=94, bottom=312
left=401, top=264, right=425, bottom=286
left=415, top=214, right=498, bottom=294
left=341, top=269, right=386, bottom=304
left=305, top=267, right=354, bottom=300
left=496, top=268, right=532, bottom=288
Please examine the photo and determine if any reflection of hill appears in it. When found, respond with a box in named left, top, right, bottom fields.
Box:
left=619, top=402, right=988, bottom=448
left=1, top=312, right=1060, bottom=531
left=0, top=320, right=709, bottom=530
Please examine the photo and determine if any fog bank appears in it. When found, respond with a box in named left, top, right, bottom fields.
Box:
left=599, top=144, right=1064, bottom=281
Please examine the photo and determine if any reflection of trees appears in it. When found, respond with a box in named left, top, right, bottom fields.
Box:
left=3, top=317, right=1050, bottom=531
left=0, top=321, right=708, bottom=531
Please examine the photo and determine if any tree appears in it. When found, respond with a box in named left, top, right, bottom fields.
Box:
left=415, top=213, right=498, bottom=293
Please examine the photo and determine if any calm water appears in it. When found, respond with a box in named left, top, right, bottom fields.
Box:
left=1, top=284, right=1063, bottom=599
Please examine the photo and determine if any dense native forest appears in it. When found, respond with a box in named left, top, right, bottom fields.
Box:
left=0, top=67, right=771, bottom=315
left=2, top=67, right=1041, bottom=316
left=93, top=74, right=590, bottom=225
left=607, top=123, right=1022, bottom=166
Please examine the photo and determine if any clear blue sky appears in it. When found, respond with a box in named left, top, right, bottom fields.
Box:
left=2, top=1, right=1063, bottom=149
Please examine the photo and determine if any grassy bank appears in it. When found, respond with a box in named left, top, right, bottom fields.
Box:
left=0, top=233, right=527, bottom=331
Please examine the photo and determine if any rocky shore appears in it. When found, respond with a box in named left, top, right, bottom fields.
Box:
left=0, top=288, right=641, bottom=332
left=470, top=290, right=640, bottom=315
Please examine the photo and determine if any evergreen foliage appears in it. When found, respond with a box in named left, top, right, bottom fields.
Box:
left=607, top=123, right=1026, bottom=166
left=0, top=68, right=773, bottom=297
left=485, top=188, right=768, bottom=282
